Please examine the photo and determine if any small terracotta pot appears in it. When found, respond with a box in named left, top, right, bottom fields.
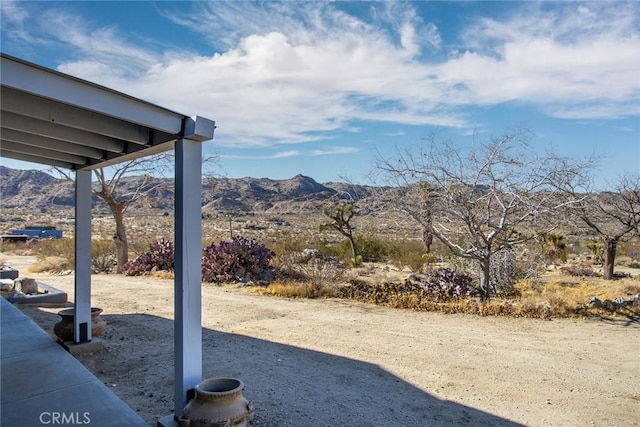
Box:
left=181, top=378, right=254, bottom=427
left=53, top=307, right=106, bottom=342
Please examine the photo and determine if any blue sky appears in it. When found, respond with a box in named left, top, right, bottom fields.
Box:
left=1, top=1, right=639, bottom=187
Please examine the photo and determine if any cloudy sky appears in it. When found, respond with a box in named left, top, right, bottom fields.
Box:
left=1, top=1, right=638, bottom=186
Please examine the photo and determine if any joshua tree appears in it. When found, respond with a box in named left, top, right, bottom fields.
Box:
left=320, top=202, right=360, bottom=264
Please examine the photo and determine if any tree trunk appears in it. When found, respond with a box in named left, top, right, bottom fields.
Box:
left=422, top=227, right=433, bottom=253
left=602, top=237, right=618, bottom=280
left=348, top=235, right=358, bottom=261
left=112, top=205, right=129, bottom=274
left=479, top=257, right=492, bottom=301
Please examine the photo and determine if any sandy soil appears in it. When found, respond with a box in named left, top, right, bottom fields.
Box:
left=4, top=255, right=639, bottom=427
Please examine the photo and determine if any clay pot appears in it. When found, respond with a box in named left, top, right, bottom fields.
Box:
left=53, top=307, right=106, bottom=342
left=181, top=378, right=254, bottom=427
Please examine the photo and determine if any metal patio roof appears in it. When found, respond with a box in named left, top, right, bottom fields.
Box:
left=0, top=53, right=215, bottom=170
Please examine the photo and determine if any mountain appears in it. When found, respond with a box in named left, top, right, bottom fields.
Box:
left=0, top=166, right=380, bottom=213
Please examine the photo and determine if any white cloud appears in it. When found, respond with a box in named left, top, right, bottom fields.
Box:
left=310, top=146, right=360, bottom=156
left=452, top=2, right=640, bottom=117
left=221, top=150, right=301, bottom=160
left=221, top=146, right=359, bottom=160
left=0, top=1, right=28, bottom=27
left=3, top=1, right=638, bottom=150
left=384, top=131, right=406, bottom=137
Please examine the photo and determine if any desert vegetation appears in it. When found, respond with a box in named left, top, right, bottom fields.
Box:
left=2, top=129, right=638, bottom=320
left=3, top=206, right=639, bottom=320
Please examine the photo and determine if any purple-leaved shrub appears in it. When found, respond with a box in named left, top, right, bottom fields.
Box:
left=202, top=236, right=275, bottom=283
left=420, top=268, right=477, bottom=301
left=122, top=238, right=175, bottom=276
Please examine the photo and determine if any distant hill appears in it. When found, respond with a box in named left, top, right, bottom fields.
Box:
left=0, top=166, right=383, bottom=213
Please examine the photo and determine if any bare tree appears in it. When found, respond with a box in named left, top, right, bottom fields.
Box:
left=560, top=173, right=640, bottom=279
left=373, top=128, right=583, bottom=300
left=53, top=150, right=220, bottom=273
left=93, top=160, right=172, bottom=272
left=54, top=153, right=173, bottom=273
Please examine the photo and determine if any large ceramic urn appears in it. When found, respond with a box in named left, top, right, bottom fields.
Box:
left=53, top=307, right=106, bottom=342
left=180, top=378, right=254, bottom=427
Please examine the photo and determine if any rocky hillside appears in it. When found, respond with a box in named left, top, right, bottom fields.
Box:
left=0, top=166, right=384, bottom=213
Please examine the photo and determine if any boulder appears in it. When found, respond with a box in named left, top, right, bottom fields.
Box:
left=15, top=277, right=38, bottom=295
left=0, top=279, right=14, bottom=291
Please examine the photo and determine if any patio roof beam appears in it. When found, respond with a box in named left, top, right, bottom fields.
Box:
left=1, top=55, right=184, bottom=134
left=1, top=86, right=152, bottom=145
left=0, top=141, right=87, bottom=164
left=1, top=111, right=126, bottom=153
left=1, top=128, right=105, bottom=159
left=0, top=150, right=73, bottom=169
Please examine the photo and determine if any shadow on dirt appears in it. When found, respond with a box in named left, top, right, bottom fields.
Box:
left=595, top=314, right=640, bottom=327
left=20, top=307, right=523, bottom=427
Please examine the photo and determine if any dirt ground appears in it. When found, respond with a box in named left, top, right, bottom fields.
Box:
left=4, top=255, right=639, bottom=427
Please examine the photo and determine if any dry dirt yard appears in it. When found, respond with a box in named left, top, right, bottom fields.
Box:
left=5, top=255, right=639, bottom=427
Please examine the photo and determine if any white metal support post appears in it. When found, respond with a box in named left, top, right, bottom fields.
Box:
left=174, top=138, right=203, bottom=418
left=74, top=169, right=92, bottom=342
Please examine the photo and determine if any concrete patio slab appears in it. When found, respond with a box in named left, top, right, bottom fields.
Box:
left=0, top=298, right=147, bottom=427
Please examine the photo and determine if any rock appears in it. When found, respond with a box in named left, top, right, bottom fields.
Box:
left=15, top=277, right=38, bottom=294
left=613, top=297, right=628, bottom=308
left=8, top=289, right=25, bottom=300
left=588, top=296, right=602, bottom=308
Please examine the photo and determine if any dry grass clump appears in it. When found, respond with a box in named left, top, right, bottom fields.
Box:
left=256, top=281, right=336, bottom=298
left=0, top=241, right=34, bottom=256
left=29, top=256, right=72, bottom=274
left=150, top=270, right=175, bottom=279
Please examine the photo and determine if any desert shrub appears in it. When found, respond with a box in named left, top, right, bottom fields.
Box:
left=122, top=238, right=175, bottom=276
left=91, top=239, right=117, bottom=273
left=201, top=236, right=275, bottom=283
left=321, top=234, right=388, bottom=265
left=583, top=239, right=603, bottom=264
left=616, top=240, right=640, bottom=260
left=32, top=237, right=75, bottom=262
left=30, top=237, right=116, bottom=273
left=490, top=247, right=518, bottom=295
left=276, top=249, right=345, bottom=286
left=515, top=245, right=548, bottom=281
left=265, top=231, right=315, bottom=261
left=327, top=235, right=444, bottom=270
left=386, top=239, right=428, bottom=272
left=356, top=236, right=387, bottom=262
left=543, top=233, right=568, bottom=264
